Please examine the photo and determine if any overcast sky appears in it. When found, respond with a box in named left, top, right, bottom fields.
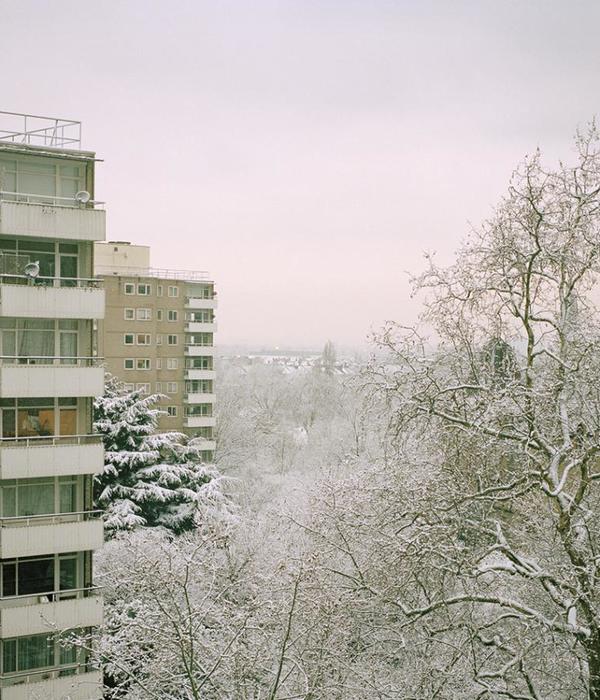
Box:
left=3, top=1, right=600, bottom=349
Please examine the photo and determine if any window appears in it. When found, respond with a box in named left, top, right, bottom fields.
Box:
left=167, top=334, right=178, bottom=345
left=124, top=333, right=134, bottom=345
left=186, top=310, right=213, bottom=323
left=137, top=308, right=152, bottom=321
left=137, top=284, right=151, bottom=296
left=137, top=334, right=151, bottom=345
left=124, top=308, right=135, bottom=320
left=185, top=356, right=213, bottom=369
left=186, top=284, right=214, bottom=299
left=1, top=552, right=84, bottom=598
left=156, top=358, right=162, bottom=370
left=168, top=310, right=178, bottom=322
left=167, top=358, right=178, bottom=370
left=157, top=285, right=163, bottom=297
left=156, top=334, right=163, bottom=345
left=136, top=358, right=151, bottom=370
left=136, top=383, right=150, bottom=394
left=0, top=398, right=78, bottom=439
left=167, top=406, right=177, bottom=417
left=185, top=404, right=213, bottom=417
left=1, top=630, right=90, bottom=675
left=168, top=286, right=179, bottom=297
left=187, top=333, right=213, bottom=346
left=124, top=359, right=134, bottom=370
left=155, top=382, right=163, bottom=392
left=124, top=283, right=135, bottom=295
left=2, top=633, right=54, bottom=673
left=157, top=309, right=163, bottom=321
left=186, top=380, right=214, bottom=394
left=1, top=477, right=79, bottom=518
left=167, top=382, right=178, bottom=394
left=124, top=383, right=134, bottom=392
left=194, top=426, right=214, bottom=439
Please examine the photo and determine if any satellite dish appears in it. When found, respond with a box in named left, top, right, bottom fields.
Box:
left=75, top=190, right=91, bottom=205
left=24, top=261, right=40, bottom=279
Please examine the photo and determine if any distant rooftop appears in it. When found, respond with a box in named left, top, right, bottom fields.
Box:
left=0, top=110, right=82, bottom=149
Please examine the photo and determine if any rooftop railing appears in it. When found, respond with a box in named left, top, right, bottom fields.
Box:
left=96, top=265, right=209, bottom=281
left=0, top=110, right=82, bottom=149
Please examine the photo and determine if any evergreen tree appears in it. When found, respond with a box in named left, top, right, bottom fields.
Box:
left=480, top=336, right=520, bottom=387
left=320, top=339, right=337, bottom=375
left=94, top=376, right=228, bottom=536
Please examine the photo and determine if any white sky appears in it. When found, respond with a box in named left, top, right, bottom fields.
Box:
left=3, top=0, right=600, bottom=349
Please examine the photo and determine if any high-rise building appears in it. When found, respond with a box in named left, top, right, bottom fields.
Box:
left=0, top=111, right=105, bottom=699
left=95, top=242, right=216, bottom=460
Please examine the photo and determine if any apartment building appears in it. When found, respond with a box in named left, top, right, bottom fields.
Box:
left=95, top=242, right=216, bottom=460
left=0, top=112, right=105, bottom=699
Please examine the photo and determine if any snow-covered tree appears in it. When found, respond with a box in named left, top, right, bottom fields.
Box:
left=300, top=124, right=600, bottom=698
left=94, top=376, right=229, bottom=536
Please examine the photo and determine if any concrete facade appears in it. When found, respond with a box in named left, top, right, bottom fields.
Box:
left=0, top=112, right=104, bottom=698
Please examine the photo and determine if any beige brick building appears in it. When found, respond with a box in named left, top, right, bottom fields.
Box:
left=95, top=242, right=216, bottom=460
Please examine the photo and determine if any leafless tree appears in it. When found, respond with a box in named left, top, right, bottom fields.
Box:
left=300, top=124, right=600, bottom=698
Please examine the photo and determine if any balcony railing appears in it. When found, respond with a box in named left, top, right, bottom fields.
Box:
left=0, top=273, right=102, bottom=289
left=0, top=663, right=99, bottom=688
left=0, top=190, right=104, bottom=209
left=0, top=586, right=102, bottom=610
left=0, top=356, right=100, bottom=367
left=185, top=294, right=216, bottom=301
left=0, top=434, right=102, bottom=448
left=0, top=510, right=103, bottom=528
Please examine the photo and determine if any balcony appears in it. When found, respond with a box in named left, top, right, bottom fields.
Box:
left=185, top=321, right=217, bottom=333
left=0, top=587, right=103, bottom=638
left=0, top=511, right=104, bottom=558
left=0, top=196, right=106, bottom=242
left=188, top=438, right=216, bottom=451
left=0, top=435, right=104, bottom=479
left=185, top=345, right=216, bottom=357
left=185, top=369, right=215, bottom=381
left=185, top=393, right=216, bottom=404
left=1, top=668, right=102, bottom=700
left=185, top=296, right=217, bottom=310
left=0, top=276, right=105, bottom=319
left=184, top=416, right=216, bottom=429
left=0, top=358, right=104, bottom=398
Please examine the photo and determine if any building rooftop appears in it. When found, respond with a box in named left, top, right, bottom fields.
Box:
left=94, top=242, right=211, bottom=282
left=0, top=110, right=82, bottom=150
left=95, top=265, right=211, bottom=282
